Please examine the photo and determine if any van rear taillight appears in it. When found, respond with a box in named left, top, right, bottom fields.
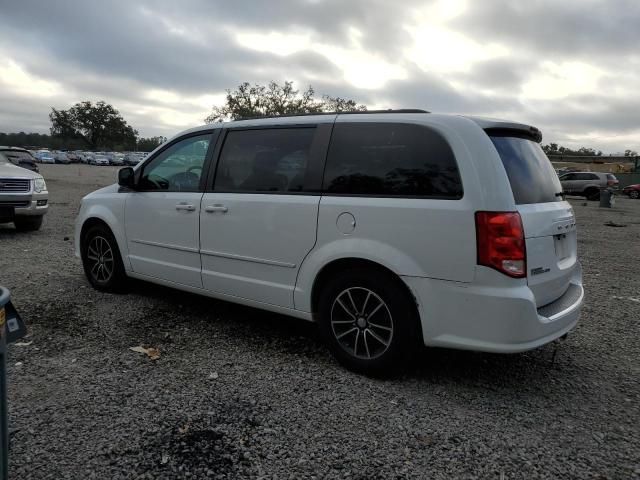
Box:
left=475, top=211, right=526, bottom=278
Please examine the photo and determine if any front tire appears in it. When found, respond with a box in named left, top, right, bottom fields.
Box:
left=316, top=268, right=420, bottom=376
left=14, top=216, right=43, bottom=231
left=630, top=190, right=640, bottom=199
left=81, top=224, right=127, bottom=292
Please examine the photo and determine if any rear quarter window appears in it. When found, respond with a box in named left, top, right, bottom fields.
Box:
left=323, top=123, right=462, bottom=198
left=489, top=134, right=562, bottom=205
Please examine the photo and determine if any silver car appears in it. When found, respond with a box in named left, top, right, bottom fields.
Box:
left=0, top=154, right=48, bottom=230
left=54, top=152, right=71, bottom=164
left=91, top=155, right=110, bottom=166
left=559, top=171, right=619, bottom=200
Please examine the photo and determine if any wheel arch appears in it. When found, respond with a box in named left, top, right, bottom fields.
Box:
left=79, top=214, right=130, bottom=271
left=308, top=257, right=421, bottom=334
left=80, top=217, right=107, bottom=245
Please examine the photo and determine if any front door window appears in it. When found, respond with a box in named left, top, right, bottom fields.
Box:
left=139, top=134, right=211, bottom=192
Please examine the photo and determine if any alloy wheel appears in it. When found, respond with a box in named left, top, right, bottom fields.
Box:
left=86, top=235, right=114, bottom=283
left=330, top=287, right=394, bottom=360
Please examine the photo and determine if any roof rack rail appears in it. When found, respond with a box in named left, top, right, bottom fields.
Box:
left=340, top=109, right=430, bottom=114
left=234, top=109, right=430, bottom=121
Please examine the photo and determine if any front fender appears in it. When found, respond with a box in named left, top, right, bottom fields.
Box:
left=293, top=237, right=425, bottom=312
left=75, top=195, right=130, bottom=270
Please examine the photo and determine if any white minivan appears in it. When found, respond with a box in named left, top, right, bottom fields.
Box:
left=75, top=110, right=583, bottom=374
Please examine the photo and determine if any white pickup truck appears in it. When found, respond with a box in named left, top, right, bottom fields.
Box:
left=0, top=154, right=48, bottom=231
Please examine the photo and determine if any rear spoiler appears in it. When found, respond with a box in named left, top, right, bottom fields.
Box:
left=462, top=116, right=543, bottom=143
left=484, top=127, right=543, bottom=143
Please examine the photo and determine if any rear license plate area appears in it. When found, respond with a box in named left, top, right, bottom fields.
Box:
left=554, top=234, right=569, bottom=260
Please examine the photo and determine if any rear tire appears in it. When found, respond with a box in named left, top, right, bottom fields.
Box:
left=316, top=268, right=420, bottom=376
left=585, top=187, right=600, bottom=201
left=14, top=216, right=43, bottom=231
left=630, top=190, right=640, bottom=199
left=81, top=224, right=127, bottom=292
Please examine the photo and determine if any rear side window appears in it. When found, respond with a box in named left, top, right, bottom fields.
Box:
left=489, top=134, right=562, bottom=205
left=214, top=128, right=315, bottom=192
left=323, top=123, right=462, bottom=198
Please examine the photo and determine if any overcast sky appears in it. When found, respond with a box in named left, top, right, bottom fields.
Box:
left=0, top=0, right=638, bottom=152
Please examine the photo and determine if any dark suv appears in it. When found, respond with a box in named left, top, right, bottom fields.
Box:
left=0, top=147, right=39, bottom=172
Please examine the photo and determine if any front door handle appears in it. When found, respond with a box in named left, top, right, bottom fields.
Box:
left=175, top=203, right=196, bottom=211
left=205, top=205, right=228, bottom=213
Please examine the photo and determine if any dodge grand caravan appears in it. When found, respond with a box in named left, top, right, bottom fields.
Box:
left=75, top=110, right=583, bottom=374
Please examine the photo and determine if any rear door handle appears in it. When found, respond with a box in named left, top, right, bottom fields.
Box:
left=205, top=205, right=228, bottom=213
left=175, top=203, right=196, bottom=211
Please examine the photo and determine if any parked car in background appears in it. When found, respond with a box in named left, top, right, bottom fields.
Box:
left=0, top=156, right=48, bottom=230
left=66, top=152, right=81, bottom=163
left=54, top=152, right=71, bottom=164
left=559, top=171, right=618, bottom=200
left=34, top=151, right=55, bottom=164
left=76, top=112, right=583, bottom=374
left=0, top=147, right=39, bottom=172
left=622, top=184, right=640, bottom=199
left=124, top=153, right=144, bottom=166
left=110, top=154, right=125, bottom=166
left=91, top=155, right=110, bottom=166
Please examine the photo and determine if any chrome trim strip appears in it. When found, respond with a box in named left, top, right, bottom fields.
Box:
left=130, top=238, right=199, bottom=253
left=200, top=249, right=296, bottom=268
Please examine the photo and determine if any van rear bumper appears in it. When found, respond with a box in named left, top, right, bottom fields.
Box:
left=402, top=264, right=583, bottom=353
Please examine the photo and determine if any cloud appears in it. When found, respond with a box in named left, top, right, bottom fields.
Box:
left=0, top=0, right=638, bottom=151
left=452, top=0, right=640, bottom=62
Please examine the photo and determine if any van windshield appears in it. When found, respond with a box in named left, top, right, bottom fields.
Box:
left=489, top=134, right=562, bottom=205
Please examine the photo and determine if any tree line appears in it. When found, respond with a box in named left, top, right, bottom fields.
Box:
left=0, top=131, right=166, bottom=152
left=2, top=81, right=635, bottom=157
left=2, top=82, right=364, bottom=152
left=205, top=81, right=366, bottom=122
left=542, top=143, right=638, bottom=157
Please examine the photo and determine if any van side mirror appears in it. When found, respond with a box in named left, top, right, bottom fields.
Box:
left=118, top=167, right=135, bottom=189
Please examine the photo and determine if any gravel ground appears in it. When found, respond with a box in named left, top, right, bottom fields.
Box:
left=1, top=164, right=639, bottom=479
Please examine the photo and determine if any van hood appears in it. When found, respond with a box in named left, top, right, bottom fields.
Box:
left=0, top=161, right=41, bottom=179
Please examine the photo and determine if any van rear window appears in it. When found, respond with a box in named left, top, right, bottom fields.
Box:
left=489, top=134, right=562, bottom=205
